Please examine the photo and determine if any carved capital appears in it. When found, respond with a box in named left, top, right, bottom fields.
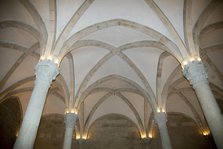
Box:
left=64, top=113, right=77, bottom=128
left=142, top=137, right=151, bottom=145
left=35, top=60, right=59, bottom=86
left=155, top=112, right=167, bottom=125
left=183, top=61, right=208, bottom=88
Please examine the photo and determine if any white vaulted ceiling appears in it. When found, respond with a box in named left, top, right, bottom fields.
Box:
left=0, top=0, right=223, bottom=137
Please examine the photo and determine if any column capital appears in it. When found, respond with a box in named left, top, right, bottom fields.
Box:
left=35, top=60, right=59, bottom=86
left=155, top=112, right=167, bottom=124
left=142, top=137, right=151, bottom=145
left=64, top=113, right=77, bottom=128
left=182, top=61, right=208, bottom=88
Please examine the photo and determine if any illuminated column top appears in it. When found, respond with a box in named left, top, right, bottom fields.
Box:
left=155, top=112, right=167, bottom=125
left=182, top=58, right=208, bottom=88
left=35, top=59, right=59, bottom=86
left=64, top=113, right=77, bottom=128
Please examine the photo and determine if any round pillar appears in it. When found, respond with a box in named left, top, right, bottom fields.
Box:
left=14, top=60, right=59, bottom=149
left=155, top=112, right=172, bottom=149
left=63, top=113, right=77, bottom=149
left=183, top=60, right=223, bottom=149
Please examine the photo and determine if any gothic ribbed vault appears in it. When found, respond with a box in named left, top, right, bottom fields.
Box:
left=0, top=0, right=223, bottom=148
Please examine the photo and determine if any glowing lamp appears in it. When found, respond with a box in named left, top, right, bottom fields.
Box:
left=202, top=131, right=210, bottom=136
left=40, top=56, right=45, bottom=60
left=148, top=133, right=153, bottom=138
left=162, top=108, right=165, bottom=113
left=82, top=135, right=87, bottom=140
left=183, top=60, right=188, bottom=66
left=141, top=132, right=147, bottom=139
left=47, top=56, right=52, bottom=60
left=76, top=134, right=81, bottom=140
left=190, top=57, right=195, bottom=62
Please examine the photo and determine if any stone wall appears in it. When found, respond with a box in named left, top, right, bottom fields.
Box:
left=33, top=113, right=216, bottom=149
left=81, top=113, right=215, bottom=149
left=34, top=114, right=68, bottom=149
left=83, top=114, right=145, bottom=149
left=216, top=99, right=223, bottom=114
left=0, top=97, right=22, bottom=149
left=167, top=113, right=216, bottom=149
left=0, top=103, right=217, bottom=149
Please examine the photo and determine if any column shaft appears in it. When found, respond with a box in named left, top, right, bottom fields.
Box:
left=14, top=60, right=59, bottom=149
left=183, top=61, right=223, bottom=149
left=63, top=127, right=75, bottom=149
left=63, top=113, right=77, bottom=149
left=79, top=139, right=84, bottom=149
left=194, top=81, right=223, bottom=148
left=155, top=113, right=172, bottom=149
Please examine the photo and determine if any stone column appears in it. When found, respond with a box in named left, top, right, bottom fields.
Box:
left=79, top=139, right=84, bottom=149
left=14, top=60, right=59, bottom=149
left=183, top=60, right=223, bottom=149
left=155, top=112, right=172, bottom=149
left=143, top=138, right=151, bottom=149
left=63, top=113, right=77, bottom=149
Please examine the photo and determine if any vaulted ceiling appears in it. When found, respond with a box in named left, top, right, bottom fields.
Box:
left=0, top=0, right=223, bottom=138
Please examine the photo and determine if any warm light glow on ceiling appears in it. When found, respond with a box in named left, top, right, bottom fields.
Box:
left=54, top=58, right=59, bottom=65
left=182, top=60, right=188, bottom=66
left=76, top=133, right=81, bottom=140
left=197, top=57, right=201, bottom=61
left=157, top=107, right=166, bottom=113
left=82, top=135, right=87, bottom=140
left=65, top=108, right=78, bottom=115
left=39, top=55, right=60, bottom=66
left=181, top=56, right=202, bottom=68
left=162, top=108, right=165, bottom=113
left=16, top=131, right=19, bottom=137
left=75, top=133, right=87, bottom=140
left=202, top=130, right=210, bottom=136
left=141, top=132, right=147, bottom=139
left=47, top=56, right=53, bottom=61
left=148, top=133, right=153, bottom=139
left=40, top=56, right=45, bottom=60
left=190, top=57, right=195, bottom=62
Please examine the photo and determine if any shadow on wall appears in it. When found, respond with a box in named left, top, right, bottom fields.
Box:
left=167, top=112, right=217, bottom=149
left=0, top=96, right=22, bottom=149
left=83, top=114, right=146, bottom=149
left=216, top=99, right=223, bottom=114
left=1, top=105, right=218, bottom=149
left=34, top=113, right=69, bottom=149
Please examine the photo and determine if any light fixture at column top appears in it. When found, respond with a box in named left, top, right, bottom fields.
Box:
left=76, top=133, right=81, bottom=140
left=140, top=132, right=147, bottom=139
left=39, top=55, right=60, bottom=66
left=202, top=130, right=210, bottom=136
left=65, top=108, right=78, bottom=114
left=181, top=56, right=202, bottom=69
left=148, top=133, right=153, bottom=139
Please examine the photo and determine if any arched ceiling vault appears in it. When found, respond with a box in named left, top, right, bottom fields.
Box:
left=0, top=0, right=223, bottom=135
left=60, top=19, right=183, bottom=61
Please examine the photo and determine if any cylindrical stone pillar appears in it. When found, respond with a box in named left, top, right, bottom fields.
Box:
left=183, top=60, right=223, bottom=149
left=79, top=139, right=84, bottom=149
left=155, top=112, right=172, bottom=149
left=63, top=113, right=77, bottom=149
left=143, top=138, right=151, bottom=149
left=14, top=60, right=59, bottom=149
